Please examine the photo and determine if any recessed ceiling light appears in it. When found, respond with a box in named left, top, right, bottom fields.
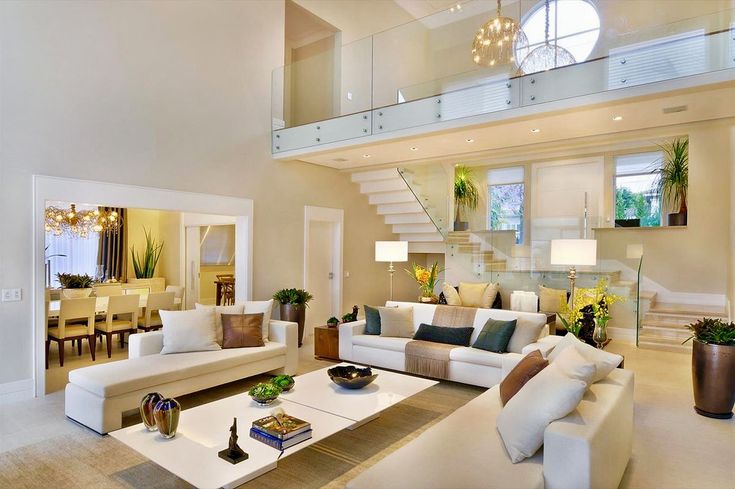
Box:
left=465, top=138, right=474, bottom=143
left=612, top=115, right=623, bottom=121
left=410, top=146, right=418, bottom=151
left=531, top=128, right=541, bottom=133
left=362, top=154, right=371, bottom=158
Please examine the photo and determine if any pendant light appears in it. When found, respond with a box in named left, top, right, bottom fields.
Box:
left=472, top=0, right=528, bottom=67
left=517, top=0, right=576, bottom=75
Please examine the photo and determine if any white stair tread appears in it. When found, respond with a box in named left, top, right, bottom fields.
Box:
left=350, top=168, right=400, bottom=182
left=369, top=190, right=416, bottom=205
left=392, top=223, right=438, bottom=234
left=377, top=202, right=425, bottom=215
left=384, top=213, right=432, bottom=224
left=649, top=303, right=727, bottom=317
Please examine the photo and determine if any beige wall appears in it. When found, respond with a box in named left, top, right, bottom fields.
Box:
left=0, top=1, right=403, bottom=387
left=126, top=209, right=181, bottom=287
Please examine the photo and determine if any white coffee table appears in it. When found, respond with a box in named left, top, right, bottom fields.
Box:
left=111, top=364, right=437, bottom=489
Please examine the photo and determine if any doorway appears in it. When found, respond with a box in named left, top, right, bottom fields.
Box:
left=185, top=224, right=236, bottom=308
left=303, top=206, right=343, bottom=346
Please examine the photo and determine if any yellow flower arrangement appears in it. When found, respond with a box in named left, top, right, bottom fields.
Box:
left=559, top=278, right=624, bottom=337
left=405, top=262, right=444, bottom=298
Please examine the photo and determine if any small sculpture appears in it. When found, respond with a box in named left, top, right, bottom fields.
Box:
left=218, top=417, right=249, bottom=464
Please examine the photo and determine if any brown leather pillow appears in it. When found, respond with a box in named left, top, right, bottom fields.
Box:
left=221, top=313, right=265, bottom=348
left=499, top=349, right=549, bottom=405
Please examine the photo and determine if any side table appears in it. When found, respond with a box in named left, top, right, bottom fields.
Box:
left=314, top=325, right=340, bottom=361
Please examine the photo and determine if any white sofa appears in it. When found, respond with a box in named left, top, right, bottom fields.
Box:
left=65, top=320, right=298, bottom=434
left=348, top=367, right=634, bottom=489
left=339, top=301, right=561, bottom=388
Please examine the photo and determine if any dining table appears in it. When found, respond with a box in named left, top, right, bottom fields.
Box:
left=47, top=295, right=182, bottom=319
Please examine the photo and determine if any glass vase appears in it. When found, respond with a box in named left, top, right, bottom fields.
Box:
left=139, top=392, right=163, bottom=431
left=593, top=319, right=608, bottom=349
left=153, top=398, right=181, bottom=439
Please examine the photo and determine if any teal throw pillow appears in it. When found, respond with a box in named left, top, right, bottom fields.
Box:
left=472, top=319, right=517, bottom=353
left=364, top=305, right=381, bottom=335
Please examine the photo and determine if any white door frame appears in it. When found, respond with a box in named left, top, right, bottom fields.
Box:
left=32, top=175, right=253, bottom=397
left=303, top=206, right=343, bottom=319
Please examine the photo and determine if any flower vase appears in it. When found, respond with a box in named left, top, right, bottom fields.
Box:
left=153, top=398, right=181, bottom=439
left=593, top=319, right=608, bottom=349
left=139, top=392, right=163, bottom=431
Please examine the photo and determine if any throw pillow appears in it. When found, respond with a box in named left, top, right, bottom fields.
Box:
left=472, top=318, right=517, bottom=353
left=240, top=299, right=274, bottom=341
left=379, top=306, right=414, bottom=338
left=499, top=350, right=548, bottom=405
left=195, top=303, right=245, bottom=346
left=413, top=323, right=474, bottom=346
left=364, top=305, right=382, bottom=335
left=538, top=285, right=567, bottom=313
left=221, top=313, right=265, bottom=348
left=458, top=282, right=490, bottom=308
left=547, top=332, right=623, bottom=383
left=506, top=319, right=546, bottom=354
left=441, top=283, right=462, bottom=306
left=160, top=308, right=221, bottom=354
left=480, top=283, right=500, bottom=309
left=496, top=346, right=594, bottom=463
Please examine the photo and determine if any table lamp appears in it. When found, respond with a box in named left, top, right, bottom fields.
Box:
left=375, top=241, right=408, bottom=300
left=550, top=239, right=597, bottom=304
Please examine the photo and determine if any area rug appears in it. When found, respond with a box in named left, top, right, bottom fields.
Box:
left=0, top=378, right=483, bottom=489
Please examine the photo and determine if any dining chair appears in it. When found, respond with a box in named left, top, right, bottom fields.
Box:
left=138, top=291, right=175, bottom=332
left=123, top=285, right=150, bottom=297
left=165, top=285, right=185, bottom=310
left=95, top=294, right=140, bottom=358
left=216, top=275, right=235, bottom=306
left=93, top=283, right=123, bottom=297
left=46, top=297, right=96, bottom=368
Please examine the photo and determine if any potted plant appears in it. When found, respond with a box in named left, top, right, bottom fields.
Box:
left=454, top=165, right=479, bottom=231
left=683, top=318, right=735, bottom=419
left=652, top=137, right=688, bottom=226
left=327, top=316, right=340, bottom=328
left=273, top=288, right=313, bottom=347
left=57, top=272, right=96, bottom=298
left=405, top=261, right=444, bottom=303
left=558, top=278, right=623, bottom=346
left=130, top=227, right=164, bottom=279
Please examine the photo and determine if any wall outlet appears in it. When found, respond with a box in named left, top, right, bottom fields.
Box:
left=1, top=288, right=22, bottom=302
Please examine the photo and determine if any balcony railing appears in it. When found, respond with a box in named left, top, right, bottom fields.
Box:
left=272, top=4, right=735, bottom=155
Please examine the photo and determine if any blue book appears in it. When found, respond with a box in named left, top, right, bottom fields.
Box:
left=249, top=427, right=313, bottom=450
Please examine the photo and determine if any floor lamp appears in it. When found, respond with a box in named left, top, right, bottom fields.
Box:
left=550, top=239, right=598, bottom=305
left=375, top=241, right=408, bottom=301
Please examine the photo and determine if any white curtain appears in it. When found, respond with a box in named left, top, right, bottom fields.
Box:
left=45, top=233, right=100, bottom=287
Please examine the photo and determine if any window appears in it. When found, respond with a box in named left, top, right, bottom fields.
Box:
left=614, top=152, right=663, bottom=227
left=488, top=167, right=525, bottom=244
left=517, top=0, right=600, bottom=65
left=45, top=233, right=100, bottom=287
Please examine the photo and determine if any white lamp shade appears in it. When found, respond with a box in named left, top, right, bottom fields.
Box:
left=626, top=243, right=644, bottom=259
left=550, top=239, right=597, bottom=266
left=375, top=241, right=408, bottom=262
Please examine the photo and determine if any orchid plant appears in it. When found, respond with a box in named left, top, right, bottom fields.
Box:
left=559, top=278, right=624, bottom=337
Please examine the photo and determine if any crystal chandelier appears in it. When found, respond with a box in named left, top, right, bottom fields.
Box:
left=472, top=0, right=528, bottom=67
left=45, top=203, right=122, bottom=238
left=517, top=0, right=576, bottom=75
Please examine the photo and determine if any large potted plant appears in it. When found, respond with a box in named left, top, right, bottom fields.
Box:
left=653, top=137, right=688, bottom=226
left=454, top=165, right=479, bottom=231
left=273, top=288, right=313, bottom=347
left=57, top=273, right=95, bottom=299
left=684, top=318, right=735, bottom=419
left=130, top=227, right=165, bottom=291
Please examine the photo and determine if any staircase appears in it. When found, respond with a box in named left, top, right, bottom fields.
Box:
left=639, top=302, right=728, bottom=352
left=447, top=231, right=507, bottom=271
left=351, top=169, right=446, bottom=253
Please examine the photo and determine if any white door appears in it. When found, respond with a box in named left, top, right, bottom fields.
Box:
left=306, top=220, right=335, bottom=343
left=185, top=226, right=201, bottom=309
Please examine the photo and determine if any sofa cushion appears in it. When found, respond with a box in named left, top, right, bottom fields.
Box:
left=352, top=335, right=413, bottom=353
left=507, top=319, right=546, bottom=354
left=448, top=346, right=504, bottom=368
left=364, top=305, right=382, bottom=335
left=160, top=309, right=221, bottom=354
left=221, top=313, right=265, bottom=348
left=500, top=350, right=548, bottom=405
left=548, top=332, right=623, bottom=383
left=379, top=306, right=414, bottom=338
left=459, top=282, right=498, bottom=308
left=69, top=342, right=287, bottom=398
left=472, top=318, right=516, bottom=353
left=240, top=299, right=274, bottom=341
left=195, top=303, right=245, bottom=346
left=413, top=323, right=474, bottom=346
left=538, top=285, right=567, bottom=313
left=346, top=384, right=543, bottom=489
left=441, top=283, right=461, bottom=306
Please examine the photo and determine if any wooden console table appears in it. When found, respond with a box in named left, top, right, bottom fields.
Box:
left=314, top=325, right=339, bottom=361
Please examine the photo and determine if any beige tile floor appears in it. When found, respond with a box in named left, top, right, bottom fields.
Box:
left=3, top=339, right=734, bottom=488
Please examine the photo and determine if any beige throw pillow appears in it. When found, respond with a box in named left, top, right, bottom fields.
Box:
left=458, top=282, right=489, bottom=308
left=442, top=283, right=462, bottom=306
left=195, top=303, right=245, bottom=346
left=160, top=308, right=221, bottom=354
left=507, top=319, right=546, bottom=354
left=378, top=306, right=414, bottom=338
left=548, top=332, right=623, bottom=383
left=538, top=285, right=567, bottom=313
left=240, top=299, right=274, bottom=341
left=481, top=283, right=500, bottom=308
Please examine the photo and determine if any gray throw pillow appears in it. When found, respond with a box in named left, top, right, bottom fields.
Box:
left=507, top=319, right=546, bottom=354
left=378, top=307, right=414, bottom=338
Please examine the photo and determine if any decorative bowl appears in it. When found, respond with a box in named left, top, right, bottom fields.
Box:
left=328, top=365, right=378, bottom=390
left=248, top=382, right=282, bottom=405
left=271, top=374, right=295, bottom=392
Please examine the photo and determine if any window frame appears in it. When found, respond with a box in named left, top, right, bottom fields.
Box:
left=612, top=151, right=664, bottom=228
left=487, top=166, right=526, bottom=245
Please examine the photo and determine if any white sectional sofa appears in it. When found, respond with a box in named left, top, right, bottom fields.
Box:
left=348, top=368, right=634, bottom=489
left=339, top=301, right=561, bottom=388
left=65, top=320, right=298, bottom=434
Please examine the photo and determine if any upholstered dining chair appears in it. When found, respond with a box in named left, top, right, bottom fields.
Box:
left=95, top=294, right=140, bottom=358
left=138, top=291, right=175, bottom=332
left=123, top=285, right=150, bottom=297
left=165, top=285, right=185, bottom=310
left=93, top=283, right=123, bottom=297
left=46, top=297, right=96, bottom=368
left=216, top=275, right=235, bottom=306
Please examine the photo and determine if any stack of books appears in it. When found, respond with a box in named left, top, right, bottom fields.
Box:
left=249, top=413, right=312, bottom=451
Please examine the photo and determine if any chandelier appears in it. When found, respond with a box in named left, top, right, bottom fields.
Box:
left=45, top=204, right=122, bottom=238
left=472, top=0, right=528, bottom=67
left=517, top=0, right=576, bottom=75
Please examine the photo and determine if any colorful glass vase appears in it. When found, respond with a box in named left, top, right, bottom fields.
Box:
left=139, top=392, right=163, bottom=432
left=153, top=397, right=181, bottom=439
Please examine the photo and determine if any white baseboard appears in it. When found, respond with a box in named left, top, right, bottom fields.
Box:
left=0, top=378, right=34, bottom=404
left=608, top=327, right=636, bottom=345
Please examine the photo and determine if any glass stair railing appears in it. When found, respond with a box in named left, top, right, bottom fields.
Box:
left=396, top=164, right=452, bottom=239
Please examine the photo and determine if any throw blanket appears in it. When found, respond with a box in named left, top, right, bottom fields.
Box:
left=405, top=305, right=478, bottom=379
